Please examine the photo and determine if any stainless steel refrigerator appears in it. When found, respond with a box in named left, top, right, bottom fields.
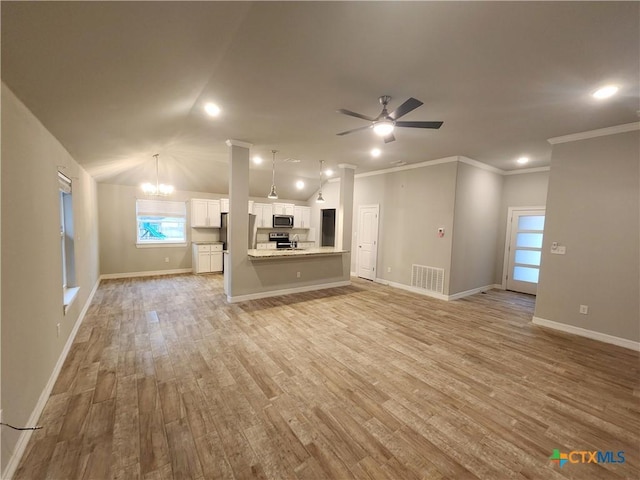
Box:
left=220, top=213, right=258, bottom=251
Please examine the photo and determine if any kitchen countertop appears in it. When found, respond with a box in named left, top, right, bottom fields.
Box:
left=247, top=247, right=347, bottom=258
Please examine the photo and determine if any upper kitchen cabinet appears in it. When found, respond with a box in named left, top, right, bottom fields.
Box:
left=273, top=202, right=294, bottom=216
left=253, top=202, right=273, bottom=228
left=191, top=199, right=221, bottom=228
left=294, top=206, right=311, bottom=229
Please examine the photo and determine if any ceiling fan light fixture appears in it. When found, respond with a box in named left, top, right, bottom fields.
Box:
left=373, top=120, right=394, bottom=136
left=371, top=148, right=382, bottom=158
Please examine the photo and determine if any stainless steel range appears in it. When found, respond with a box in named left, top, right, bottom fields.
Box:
left=269, top=231, right=293, bottom=249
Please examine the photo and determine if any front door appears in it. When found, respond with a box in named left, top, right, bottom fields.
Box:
left=506, top=209, right=545, bottom=295
left=357, top=205, right=379, bottom=281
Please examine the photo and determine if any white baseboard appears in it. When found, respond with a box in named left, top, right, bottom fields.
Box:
left=227, top=280, right=351, bottom=303
left=448, top=284, right=502, bottom=301
left=374, top=278, right=499, bottom=302
left=532, top=316, right=640, bottom=351
left=2, top=278, right=101, bottom=480
left=100, top=268, right=192, bottom=280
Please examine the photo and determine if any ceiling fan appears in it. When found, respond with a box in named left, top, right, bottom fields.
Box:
left=336, top=95, right=443, bottom=143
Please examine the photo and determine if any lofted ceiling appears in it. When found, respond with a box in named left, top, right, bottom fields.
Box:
left=2, top=1, right=639, bottom=201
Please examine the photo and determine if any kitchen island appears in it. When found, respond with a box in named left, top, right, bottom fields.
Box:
left=247, top=246, right=347, bottom=259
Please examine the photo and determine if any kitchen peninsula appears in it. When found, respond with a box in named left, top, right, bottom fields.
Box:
left=225, top=140, right=355, bottom=303
left=247, top=246, right=347, bottom=258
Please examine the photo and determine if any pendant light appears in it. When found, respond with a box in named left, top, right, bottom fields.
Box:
left=141, top=154, right=174, bottom=196
left=267, top=150, right=278, bottom=199
left=316, top=160, right=325, bottom=203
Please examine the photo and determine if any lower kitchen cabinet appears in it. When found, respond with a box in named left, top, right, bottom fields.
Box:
left=192, top=243, right=223, bottom=273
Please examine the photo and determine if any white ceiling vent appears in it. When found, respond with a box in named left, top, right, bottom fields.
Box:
left=411, top=264, right=445, bottom=294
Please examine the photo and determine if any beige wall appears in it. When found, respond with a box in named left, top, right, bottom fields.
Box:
left=450, top=162, right=503, bottom=294
left=313, top=159, right=462, bottom=293
left=1, top=84, right=100, bottom=473
left=534, top=129, right=639, bottom=342
left=98, top=183, right=310, bottom=276
left=495, top=171, right=550, bottom=282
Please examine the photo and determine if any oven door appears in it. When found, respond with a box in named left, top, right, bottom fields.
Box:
left=273, top=215, right=294, bottom=228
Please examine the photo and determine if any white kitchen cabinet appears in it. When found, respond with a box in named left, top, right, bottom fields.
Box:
left=253, top=203, right=273, bottom=228
left=273, top=202, right=294, bottom=215
left=294, top=206, right=311, bottom=229
left=192, top=243, right=223, bottom=273
left=191, top=199, right=221, bottom=228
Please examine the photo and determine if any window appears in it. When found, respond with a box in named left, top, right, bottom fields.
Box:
left=136, top=199, right=187, bottom=246
left=59, top=171, right=78, bottom=311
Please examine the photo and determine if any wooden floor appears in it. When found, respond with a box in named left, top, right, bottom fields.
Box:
left=15, top=274, right=639, bottom=480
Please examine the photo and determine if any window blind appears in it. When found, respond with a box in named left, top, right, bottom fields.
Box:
left=58, top=171, right=72, bottom=194
left=136, top=199, right=186, bottom=217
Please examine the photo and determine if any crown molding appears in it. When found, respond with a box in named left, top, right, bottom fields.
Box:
left=547, top=122, right=640, bottom=145
left=502, top=166, right=550, bottom=176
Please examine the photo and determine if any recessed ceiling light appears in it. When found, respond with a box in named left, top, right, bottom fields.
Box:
left=517, top=156, right=529, bottom=165
left=592, top=85, right=618, bottom=99
left=371, top=148, right=381, bottom=158
left=296, top=180, right=305, bottom=190
left=204, top=102, right=221, bottom=116
left=253, top=156, right=263, bottom=165
left=324, top=169, right=333, bottom=177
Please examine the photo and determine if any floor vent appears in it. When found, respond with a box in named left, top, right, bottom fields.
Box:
left=411, top=265, right=445, bottom=294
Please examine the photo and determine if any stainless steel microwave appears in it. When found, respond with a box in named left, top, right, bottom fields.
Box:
left=272, top=214, right=294, bottom=228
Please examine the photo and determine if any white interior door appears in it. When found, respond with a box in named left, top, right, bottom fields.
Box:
left=506, top=209, right=545, bottom=295
left=357, top=205, right=379, bottom=281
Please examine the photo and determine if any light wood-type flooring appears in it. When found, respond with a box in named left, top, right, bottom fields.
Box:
left=15, top=274, right=640, bottom=479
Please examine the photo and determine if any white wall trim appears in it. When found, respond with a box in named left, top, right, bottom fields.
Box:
left=2, top=278, right=101, bottom=480
left=447, top=284, right=503, bottom=301
left=502, top=166, right=551, bottom=176
left=226, top=280, right=351, bottom=303
left=225, top=139, right=253, bottom=149
left=532, top=316, right=640, bottom=351
left=458, top=156, right=504, bottom=175
left=375, top=278, right=501, bottom=302
left=350, top=156, right=460, bottom=180
left=547, top=122, right=640, bottom=145
left=100, top=268, right=192, bottom=280
left=501, top=206, right=546, bottom=289
left=374, top=278, right=449, bottom=301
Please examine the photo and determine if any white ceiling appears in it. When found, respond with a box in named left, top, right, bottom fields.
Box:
left=2, top=2, right=639, bottom=200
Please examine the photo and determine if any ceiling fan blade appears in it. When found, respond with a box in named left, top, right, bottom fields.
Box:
left=383, top=133, right=396, bottom=143
left=388, top=97, right=423, bottom=120
left=337, top=108, right=376, bottom=122
left=336, top=125, right=372, bottom=136
left=395, top=120, right=443, bottom=129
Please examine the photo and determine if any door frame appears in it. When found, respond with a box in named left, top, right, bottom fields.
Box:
left=356, top=204, right=380, bottom=281
left=501, top=206, right=545, bottom=290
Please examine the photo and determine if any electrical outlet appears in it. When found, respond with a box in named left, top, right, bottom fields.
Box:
left=387, top=267, right=391, bottom=273
left=579, top=305, right=589, bottom=315
left=164, top=257, right=169, bottom=263
left=56, top=323, right=61, bottom=337
left=296, top=271, right=301, bottom=278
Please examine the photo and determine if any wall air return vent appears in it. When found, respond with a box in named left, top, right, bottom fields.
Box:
left=411, top=264, right=445, bottom=294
